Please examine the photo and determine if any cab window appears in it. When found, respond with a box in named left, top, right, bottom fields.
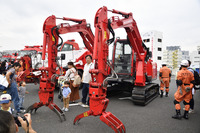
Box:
left=58, top=44, right=73, bottom=51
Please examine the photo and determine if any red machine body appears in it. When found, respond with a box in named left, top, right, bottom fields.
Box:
left=16, top=45, right=43, bottom=83
left=26, top=15, right=94, bottom=121
left=17, top=56, right=36, bottom=83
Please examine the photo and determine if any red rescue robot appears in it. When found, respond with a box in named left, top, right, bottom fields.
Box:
left=73, top=6, right=159, bottom=132
left=26, top=15, right=94, bottom=121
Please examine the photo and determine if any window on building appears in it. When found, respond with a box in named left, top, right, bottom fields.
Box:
left=158, top=38, right=162, bottom=42
left=158, top=47, right=162, bottom=51
left=194, top=61, right=200, bottom=63
left=198, top=51, right=200, bottom=54
left=157, top=56, right=162, bottom=60
left=143, top=39, right=150, bottom=42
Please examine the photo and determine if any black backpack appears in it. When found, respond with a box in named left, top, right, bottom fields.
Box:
left=193, top=70, right=200, bottom=90
left=188, top=68, right=200, bottom=90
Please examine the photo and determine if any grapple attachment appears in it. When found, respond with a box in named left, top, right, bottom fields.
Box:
left=100, top=112, right=126, bottom=133
left=74, top=110, right=125, bottom=133
left=73, top=110, right=93, bottom=125
left=25, top=102, right=43, bottom=114
left=26, top=102, right=66, bottom=122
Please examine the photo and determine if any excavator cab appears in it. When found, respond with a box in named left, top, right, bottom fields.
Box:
left=111, top=38, right=136, bottom=81
left=58, top=43, right=74, bottom=51
left=113, top=39, right=131, bottom=74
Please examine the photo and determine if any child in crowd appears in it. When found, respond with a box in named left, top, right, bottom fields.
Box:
left=62, top=81, right=71, bottom=112
left=0, top=94, right=14, bottom=114
left=18, top=81, right=29, bottom=110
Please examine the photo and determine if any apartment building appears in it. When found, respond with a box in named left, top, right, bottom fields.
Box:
left=190, top=46, right=200, bottom=72
left=142, top=31, right=163, bottom=70
left=163, top=46, right=182, bottom=69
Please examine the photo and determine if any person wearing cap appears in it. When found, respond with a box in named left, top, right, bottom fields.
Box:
left=0, top=94, right=14, bottom=114
left=172, top=60, right=194, bottom=120
left=6, top=62, right=21, bottom=113
left=159, top=62, right=171, bottom=97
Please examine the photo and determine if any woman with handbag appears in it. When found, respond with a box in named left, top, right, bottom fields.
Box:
left=64, top=62, right=80, bottom=103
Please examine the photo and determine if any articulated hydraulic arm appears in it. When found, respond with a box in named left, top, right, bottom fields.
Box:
left=26, top=15, right=94, bottom=121
left=26, top=16, right=66, bottom=121
left=56, top=17, right=94, bottom=54
left=74, top=5, right=158, bottom=132
left=73, top=6, right=127, bottom=133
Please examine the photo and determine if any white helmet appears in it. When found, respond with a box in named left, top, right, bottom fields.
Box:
left=180, top=60, right=189, bottom=66
left=162, top=62, right=167, bottom=65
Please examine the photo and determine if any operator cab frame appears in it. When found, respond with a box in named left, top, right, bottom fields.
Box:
left=111, top=38, right=136, bottom=79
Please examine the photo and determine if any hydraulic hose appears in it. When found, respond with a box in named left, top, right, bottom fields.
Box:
left=50, top=26, right=63, bottom=82
left=103, top=61, right=118, bottom=87
left=51, top=26, right=57, bottom=47
left=107, top=19, right=115, bottom=45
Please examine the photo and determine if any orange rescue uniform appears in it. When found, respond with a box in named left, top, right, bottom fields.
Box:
left=174, top=68, right=194, bottom=111
left=159, top=66, right=171, bottom=92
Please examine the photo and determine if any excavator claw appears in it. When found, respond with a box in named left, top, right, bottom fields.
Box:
left=26, top=102, right=66, bottom=122
left=49, top=103, right=66, bottom=122
left=73, top=110, right=93, bottom=125
left=26, top=102, right=43, bottom=114
left=74, top=110, right=126, bottom=133
left=100, top=112, right=126, bottom=133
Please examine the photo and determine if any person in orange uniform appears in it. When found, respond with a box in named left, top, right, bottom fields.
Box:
left=159, top=62, right=171, bottom=97
left=172, top=60, right=194, bottom=120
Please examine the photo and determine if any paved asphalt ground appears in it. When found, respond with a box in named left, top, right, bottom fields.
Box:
left=15, top=76, right=200, bottom=133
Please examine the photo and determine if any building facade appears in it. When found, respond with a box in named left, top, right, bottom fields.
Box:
left=190, top=46, right=200, bottom=72
left=163, top=46, right=182, bottom=72
left=182, top=51, right=190, bottom=60
left=142, top=31, right=163, bottom=70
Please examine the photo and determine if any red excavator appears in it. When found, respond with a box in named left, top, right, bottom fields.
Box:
left=26, top=15, right=94, bottom=121
left=73, top=6, right=159, bottom=133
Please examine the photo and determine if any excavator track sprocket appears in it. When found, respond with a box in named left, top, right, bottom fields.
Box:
left=132, top=83, right=159, bottom=106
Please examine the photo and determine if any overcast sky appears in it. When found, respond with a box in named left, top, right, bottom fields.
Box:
left=0, top=0, right=200, bottom=52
